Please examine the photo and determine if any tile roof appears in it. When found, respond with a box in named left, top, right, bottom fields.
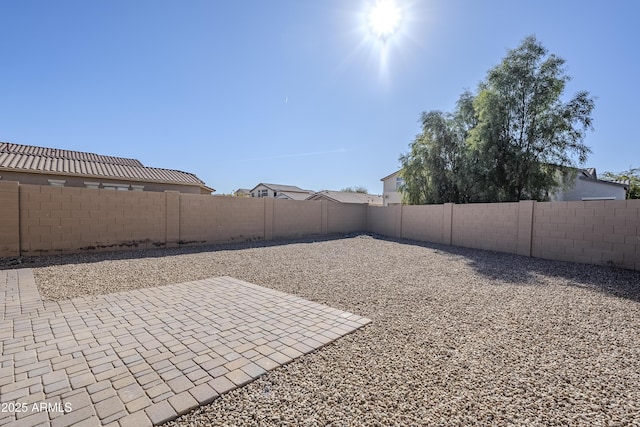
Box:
left=307, top=190, right=383, bottom=205
left=0, top=142, right=144, bottom=167
left=250, top=183, right=314, bottom=193
left=0, top=142, right=209, bottom=187
left=277, top=191, right=314, bottom=201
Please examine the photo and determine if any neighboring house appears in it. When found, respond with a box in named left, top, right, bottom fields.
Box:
left=381, top=170, right=404, bottom=206
left=306, top=190, right=383, bottom=205
left=0, top=142, right=214, bottom=194
left=249, top=183, right=314, bottom=200
left=381, top=166, right=627, bottom=204
left=234, top=188, right=251, bottom=197
left=552, top=168, right=629, bottom=201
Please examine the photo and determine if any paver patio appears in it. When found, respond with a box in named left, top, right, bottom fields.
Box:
left=0, top=269, right=371, bottom=426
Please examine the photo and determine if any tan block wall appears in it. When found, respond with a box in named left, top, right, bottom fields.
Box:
left=166, top=191, right=180, bottom=245
left=179, top=195, right=265, bottom=244
left=532, top=200, right=640, bottom=270
left=326, top=203, right=367, bottom=234
left=367, top=206, right=401, bottom=238
left=367, top=202, right=521, bottom=253
left=368, top=200, right=640, bottom=271
left=19, top=184, right=167, bottom=255
left=443, top=203, right=453, bottom=245
left=5, top=181, right=639, bottom=272
left=401, top=205, right=445, bottom=244
left=2, top=184, right=369, bottom=258
left=452, top=203, right=519, bottom=253
left=0, top=181, right=20, bottom=257
left=272, top=200, right=322, bottom=239
left=516, top=201, right=535, bottom=256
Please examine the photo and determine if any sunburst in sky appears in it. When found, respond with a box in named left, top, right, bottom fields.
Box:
left=367, top=0, right=403, bottom=41
left=361, top=0, right=408, bottom=84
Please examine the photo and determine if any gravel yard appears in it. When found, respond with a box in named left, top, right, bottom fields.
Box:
left=20, top=235, right=640, bottom=425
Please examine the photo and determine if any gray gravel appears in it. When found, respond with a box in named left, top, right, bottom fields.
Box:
left=22, top=235, right=640, bottom=425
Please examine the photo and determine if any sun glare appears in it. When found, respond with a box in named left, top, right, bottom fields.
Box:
left=368, top=0, right=402, bottom=41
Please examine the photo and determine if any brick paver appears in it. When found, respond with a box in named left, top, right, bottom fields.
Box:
left=0, top=269, right=371, bottom=425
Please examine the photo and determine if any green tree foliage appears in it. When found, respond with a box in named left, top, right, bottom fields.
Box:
left=602, top=168, right=640, bottom=199
left=400, top=36, right=595, bottom=204
left=399, top=93, right=474, bottom=204
left=341, top=186, right=368, bottom=193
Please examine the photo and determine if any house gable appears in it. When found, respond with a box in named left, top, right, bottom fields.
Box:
left=249, top=183, right=314, bottom=199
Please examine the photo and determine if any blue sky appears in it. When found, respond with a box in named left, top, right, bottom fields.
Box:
left=1, top=1, right=638, bottom=194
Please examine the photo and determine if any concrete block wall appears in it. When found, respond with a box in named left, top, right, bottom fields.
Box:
left=2, top=180, right=639, bottom=272
left=516, top=201, right=535, bottom=256
left=180, top=194, right=367, bottom=244
left=326, top=202, right=367, bottom=234
left=0, top=181, right=20, bottom=257
left=18, top=184, right=167, bottom=255
left=272, top=200, right=322, bottom=239
left=178, top=197, right=365, bottom=244
left=451, top=202, right=520, bottom=254
left=179, top=194, right=265, bottom=244
left=367, top=200, right=640, bottom=271
left=532, top=199, right=640, bottom=270
left=401, top=205, right=446, bottom=244
left=166, top=191, right=180, bottom=246
left=367, top=205, right=401, bottom=238
left=0, top=182, right=370, bottom=258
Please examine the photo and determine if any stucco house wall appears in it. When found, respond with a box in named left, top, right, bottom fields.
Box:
left=381, top=171, right=403, bottom=206
left=0, top=170, right=206, bottom=194
left=552, top=173, right=627, bottom=201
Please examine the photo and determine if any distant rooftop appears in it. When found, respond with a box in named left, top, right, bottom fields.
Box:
left=0, top=142, right=213, bottom=191
left=579, top=167, right=630, bottom=187
left=307, top=190, right=383, bottom=205
left=250, top=183, right=314, bottom=193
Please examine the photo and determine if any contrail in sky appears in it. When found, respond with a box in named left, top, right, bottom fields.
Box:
left=248, top=148, right=348, bottom=161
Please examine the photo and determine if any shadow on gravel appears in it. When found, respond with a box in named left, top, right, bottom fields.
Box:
left=3, top=232, right=639, bottom=303
left=370, top=234, right=640, bottom=304
left=0, top=234, right=349, bottom=269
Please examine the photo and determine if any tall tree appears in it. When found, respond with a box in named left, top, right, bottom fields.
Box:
left=399, top=93, right=473, bottom=204
left=602, top=167, right=640, bottom=199
left=398, top=133, right=430, bottom=204
left=400, top=36, right=595, bottom=204
left=468, top=35, right=594, bottom=202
